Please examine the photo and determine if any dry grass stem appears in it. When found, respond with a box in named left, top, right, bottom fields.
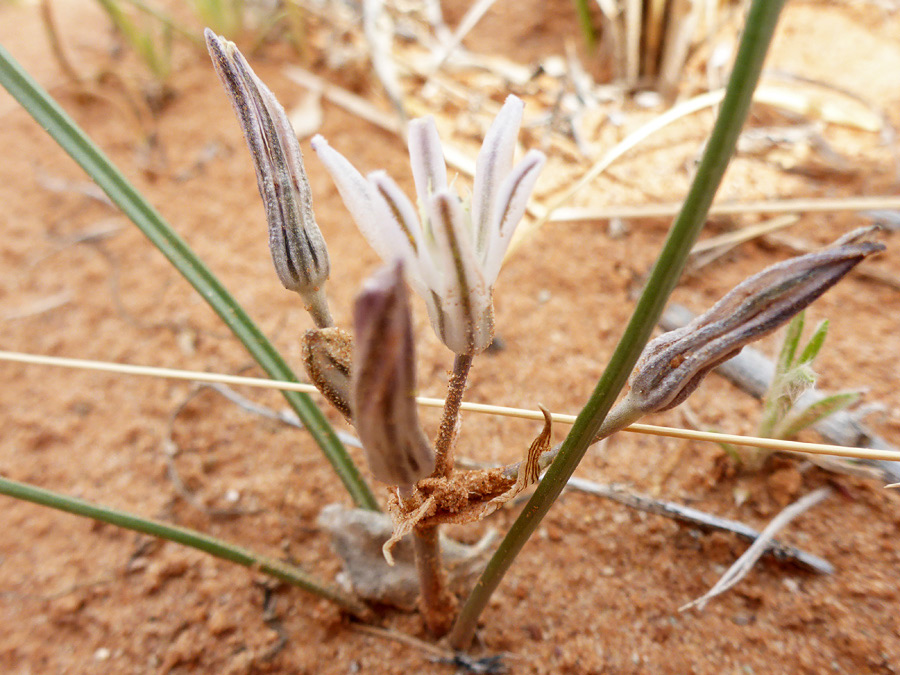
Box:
left=679, top=487, right=832, bottom=612
left=690, top=214, right=800, bottom=255
left=549, top=195, right=900, bottom=222
left=426, top=0, right=499, bottom=75
left=3, top=349, right=899, bottom=464
left=566, top=477, right=833, bottom=574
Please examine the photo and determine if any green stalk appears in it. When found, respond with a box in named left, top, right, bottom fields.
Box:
left=0, top=42, right=379, bottom=511
left=449, top=0, right=788, bottom=649
left=0, top=476, right=371, bottom=618
left=572, top=0, right=597, bottom=49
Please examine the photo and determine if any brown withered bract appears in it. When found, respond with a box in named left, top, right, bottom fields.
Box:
left=301, top=327, right=353, bottom=422
left=625, top=226, right=884, bottom=415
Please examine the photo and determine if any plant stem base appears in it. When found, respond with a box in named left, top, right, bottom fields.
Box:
left=413, top=526, right=458, bottom=636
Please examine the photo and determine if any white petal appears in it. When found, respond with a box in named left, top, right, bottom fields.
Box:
left=407, top=116, right=448, bottom=213
left=482, top=149, right=546, bottom=284
left=367, top=171, right=435, bottom=295
left=471, top=95, right=524, bottom=256
left=311, top=135, right=395, bottom=262
left=426, top=190, right=493, bottom=354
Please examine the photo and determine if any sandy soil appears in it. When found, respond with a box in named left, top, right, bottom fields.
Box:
left=1, top=1, right=900, bottom=673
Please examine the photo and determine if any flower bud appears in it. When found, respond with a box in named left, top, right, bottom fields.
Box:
left=205, top=30, right=332, bottom=325
left=301, top=327, right=353, bottom=422
left=352, top=262, right=435, bottom=491
left=625, top=227, right=884, bottom=415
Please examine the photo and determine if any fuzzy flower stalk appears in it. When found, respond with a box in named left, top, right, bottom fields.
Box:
left=312, top=96, right=545, bottom=355
left=205, top=30, right=333, bottom=327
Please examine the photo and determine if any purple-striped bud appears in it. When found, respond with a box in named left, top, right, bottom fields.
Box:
left=625, top=227, right=884, bottom=415
left=352, top=263, right=435, bottom=491
left=206, top=30, right=332, bottom=325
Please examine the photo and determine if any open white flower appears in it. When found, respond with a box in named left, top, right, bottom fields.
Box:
left=312, top=95, right=545, bottom=355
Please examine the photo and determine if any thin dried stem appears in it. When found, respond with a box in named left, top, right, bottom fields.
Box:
left=566, top=478, right=833, bottom=574
left=412, top=352, right=473, bottom=636
left=3, top=349, right=900, bottom=464
left=549, top=194, right=900, bottom=223
left=680, top=487, right=831, bottom=612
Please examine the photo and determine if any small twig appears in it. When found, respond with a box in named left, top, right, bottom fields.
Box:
left=34, top=168, right=115, bottom=207
left=201, top=382, right=362, bottom=448
left=689, top=213, right=799, bottom=260
left=284, top=66, right=403, bottom=135
left=680, top=487, right=832, bottom=612
left=566, top=478, right=833, bottom=574
left=2, top=290, right=71, bottom=320
left=425, top=0, right=499, bottom=76
left=259, top=585, right=289, bottom=662
left=351, top=623, right=454, bottom=658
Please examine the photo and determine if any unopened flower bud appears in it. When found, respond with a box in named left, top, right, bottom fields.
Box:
left=625, top=227, right=884, bottom=415
left=301, top=327, right=353, bottom=422
left=352, top=262, right=435, bottom=491
left=205, top=29, right=332, bottom=326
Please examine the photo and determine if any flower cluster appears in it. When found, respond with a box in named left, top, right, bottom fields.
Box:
left=312, top=96, right=545, bottom=355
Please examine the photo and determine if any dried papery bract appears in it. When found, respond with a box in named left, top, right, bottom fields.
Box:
left=623, top=227, right=884, bottom=417
left=312, top=95, right=545, bottom=355
left=352, top=263, right=435, bottom=494
left=205, top=29, right=333, bottom=327
left=301, top=327, right=353, bottom=422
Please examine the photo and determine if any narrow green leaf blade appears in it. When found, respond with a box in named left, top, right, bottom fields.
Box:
left=776, top=311, right=805, bottom=376
left=449, top=0, right=790, bottom=649
left=0, top=476, right=370, bottom=617
left=774, top=391, right=859, bottom=440
left=797, top=319, right=829, bottom=366
left=0, top=42, right=378, bottom=511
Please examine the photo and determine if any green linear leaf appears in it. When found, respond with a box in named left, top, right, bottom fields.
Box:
left=0, top=41, right=378, bottom=511
left=0, top=476, right=370, bottom=617
left=449, top=0, right=789, bottom=650
left=797, top=319, right=829, bottom=367
left=777, top=311, right=805, bottom=376
left=774, top=391, right=859, bottom=440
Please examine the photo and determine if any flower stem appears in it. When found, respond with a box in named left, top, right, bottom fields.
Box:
left=0, top=476, right=371, bottom=619
left=412, top=352, right=473, bottom=634
left=304, top=287, right=335, bottom=328
left=433, top=353, right=474, bottom=477
left=448, top=0, right=788, bottom=650
left=413, top=524, right=458, bottom=636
